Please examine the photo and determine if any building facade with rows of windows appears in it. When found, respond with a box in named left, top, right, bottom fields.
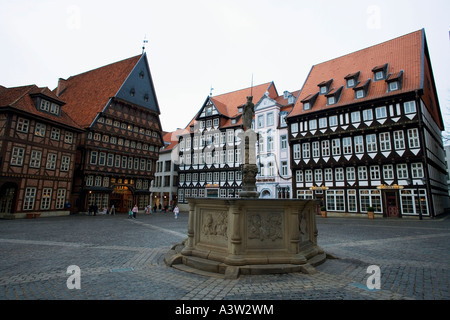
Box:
left=57, top=53, right=164, bottom=214
left=0, top=85, right=82, bottom=218
left=287, top=29, right=448, bottom=218
left=176, top=82, right=279, bottom=211
left=0, top=53, right=164, bottom=218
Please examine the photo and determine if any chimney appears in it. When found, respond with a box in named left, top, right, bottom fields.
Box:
left=56, top=78, right=68, bottom=96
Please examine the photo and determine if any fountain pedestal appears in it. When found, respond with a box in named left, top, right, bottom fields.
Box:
left=166, top=198, right=326, bottom=278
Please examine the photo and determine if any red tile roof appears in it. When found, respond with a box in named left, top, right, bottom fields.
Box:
left=0, top=84, right=80, bottom=129
left=56, top=55, right=142, bottom=128
left=289, top=30, right=425, bottom=118
left=160, top=128, right=185, bottom=153
left=184, top=82, right=278, bottom=130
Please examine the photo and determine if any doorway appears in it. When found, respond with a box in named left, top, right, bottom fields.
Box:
left=110, top=186, right=133, bottom=213
left=385, top=192, right=400, bottom=217
left=0, top=184, right=17, bottom=215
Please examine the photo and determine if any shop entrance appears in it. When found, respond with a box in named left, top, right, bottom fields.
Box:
left=385, top=192, right=400, bottom=217
left=110, top=185, right=133, bottom=213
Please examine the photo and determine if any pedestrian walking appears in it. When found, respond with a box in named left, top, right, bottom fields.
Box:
left=128, top=208, right=133, bottom=219
left=132, top=204, right=138, bottom=219
left=173, top=205, right=179, bottom=219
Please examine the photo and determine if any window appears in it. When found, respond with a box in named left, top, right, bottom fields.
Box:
left=397, top=164, right=408, bottom=179
left=404, top=101, right=416, bottom=114
left=300, top=143, right=309, bottom=159
left=50, top=128, right=60, bottom=141
left=297, top=190, right=313, bottom=199
left=325, top=168, right=333, bottom=181
left=312, top=141, right=320, bottom=157
left=375, top=70, right=384, bottom=80
left=329, top=116, right=338, bottom=127
left=61, top=155, right=70, bottom=171
left=370, top=166, right=380, bottom=180
left=305, top=170, right=313, bottom=182
left=291, top=123, right=298, bottom=134
left=320, top=86, right=327, bottom=94
left=358, top=166, right=367, bottom=180
left=267, top=113, right=274, bottom=126
left=46, top=153, right=57, bottom=170
left=11, top=147, right=25, bottom=166
left=327, top=96, right=336, bottom=105
left=351, top=112, right=360, bottom=123
left=35, top=123, right=46, bottom=137
left=41, top=188, right=52, bottom=210
left=411, top=163, right=424, bottom=178
left=23, top=187, right=37, bottom=211
left=389, top=81, right=399, bottom=91
left=343, top=137, right=352, bottom=155
left=56, top=189, right=66, bottom=210
left=227, top=149, right=234, bottom=163
left=394, top=130, right=405, bottom=149
left=326, top=190, right=345, bottom=211
left=356, top=89, right=364, bottom=99
left=346, top=167, right=356, bottom=181
left=296, top=170, right=303, bottom=182
left=332, top=139, right=341, bottom=156
left=227, top=130, right=234, bottom=143
left=258, top=115, right=264, bottom=128
left=347, top=78, right=355, bottom=88
left=375, top=106, right=387, bottom=119
left=280, top=135, right=287, bottom=149
left=40, top=99, right=50, bottom=112
left=99, top=152, right=106, bottom=166
left=267, top=136, right=274, bottom=151
left=319, top=117, right=327, bottom=128
left=379, top=132, right=391, bottom=151
left=366, top=134, right=377, bottom=152
left=213, top=118, right=219, bottom=127
left=314, top=169, right=323, bottom=183
left=363, top=109, right=373, bottom=121
left=17, top=118, right=30, bottom=133
left=407, top=129, right=420, bottom=148
left=293, top=144, right=301, bottom=159
left=335, top=168, right=344, bottom=181
left=354, top=136, right=364, bottom=153
left=303, top=102, right=310, bottom=110
left=322, top=140, right=330, bottom=156
left=360, top=190, right=382, bottom=212
left=64, top=132, right=73, bottom=144
left=348, top=190, right=357, bottom=212
left=383, top=165, right=394, bottom=180
left=29, top=150, right=42, bottom=168
left=309, top=119, right=317, bottom=130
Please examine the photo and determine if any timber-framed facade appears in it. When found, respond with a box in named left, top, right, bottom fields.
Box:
left=287, top=29, right=448, bottom=218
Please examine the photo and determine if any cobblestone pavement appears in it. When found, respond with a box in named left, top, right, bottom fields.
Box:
left=0, top=211, right=448, bottom=302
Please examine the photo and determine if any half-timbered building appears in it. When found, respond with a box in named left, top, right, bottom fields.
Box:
left=287, top=29, right=448, bottom=218
left=0, top=85, right=82, bottom=218
left=56, top=53, right=164, bottom=213
left=176, top=82, right=278, bottom=211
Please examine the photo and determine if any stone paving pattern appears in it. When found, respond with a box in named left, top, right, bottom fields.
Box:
left=0, top=211, right=448, bottom=300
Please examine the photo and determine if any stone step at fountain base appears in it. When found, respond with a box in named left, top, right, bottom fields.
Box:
left=167, top=252, right=328, bottom=279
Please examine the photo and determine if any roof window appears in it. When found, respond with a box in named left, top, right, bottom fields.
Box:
left=353, top=79, right=371, bottom=99
left=385, top=70, right=404, bottom=92
left=301, top=92, right=318, bottom=111
left=318, top=79, right=333, bottom=95
left=344, top=71, right=360, bottom=88
left=372, top=64, right=388, bottom=81
left=325, top=86, right=343, bottom=106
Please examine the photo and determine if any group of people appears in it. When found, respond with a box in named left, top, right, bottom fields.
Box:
left=89, top=203, right=179, bottom=219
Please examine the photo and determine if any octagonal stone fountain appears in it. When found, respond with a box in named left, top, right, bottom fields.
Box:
left=165, top=97, right=327, bottom=278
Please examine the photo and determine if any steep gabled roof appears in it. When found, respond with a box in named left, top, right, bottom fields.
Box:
left=55, top=54, right=142, bottom=128
left=289, top=29, right=425, bottom=118
left=0, top=84, right=80, bottom=129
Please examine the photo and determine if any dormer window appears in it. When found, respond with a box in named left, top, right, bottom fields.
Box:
left=353, top=79, right=371, bottom=99
left=345, top=71, right=360, bottom=88
left=238, top=106, right=243, bottom=113
left=372, top=64, right=388, bottom=81
left=386, top=70, right=403, bottom=92
left=325, top=86, right=343, bottom=106
left=301, top=93, right=318, bottom=111
left=130, top=88, right=135, bottom=97
left=318, top=80, right=333, bottom=95
left=39, top=99, right=61, bottom=115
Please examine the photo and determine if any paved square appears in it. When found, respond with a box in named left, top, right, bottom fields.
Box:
left=0, top=212, right=448, bottom=300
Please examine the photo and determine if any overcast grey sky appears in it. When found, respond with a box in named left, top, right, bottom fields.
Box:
left=1, top=0, right=449, bottom=133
